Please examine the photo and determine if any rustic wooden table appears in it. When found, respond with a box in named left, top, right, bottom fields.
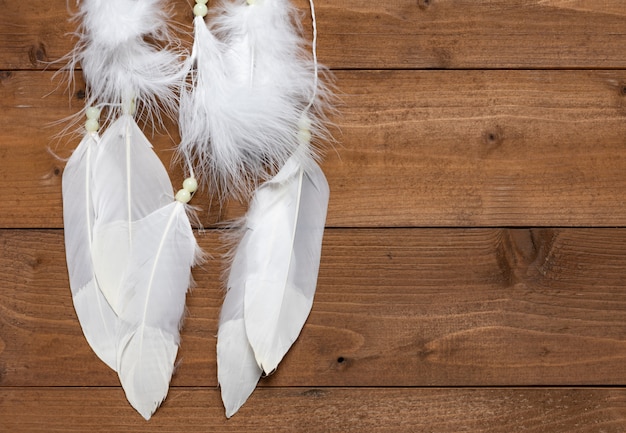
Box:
left=2, top=1, right=626, bottom=431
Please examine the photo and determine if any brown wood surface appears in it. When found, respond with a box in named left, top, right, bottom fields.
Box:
left=2, top=0, right=626, bottom=431
left=3, top=388, right=626, bottom=433
left=3, top=69, right=626, bottom=228
left=2, top=229, right=626, bottom=388
left=3, top=0, right=626, bottom=70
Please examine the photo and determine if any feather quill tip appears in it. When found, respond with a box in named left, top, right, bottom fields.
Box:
left=217, top=319, right=263, bottom=418
left=118, top=325, right=179, bottom=420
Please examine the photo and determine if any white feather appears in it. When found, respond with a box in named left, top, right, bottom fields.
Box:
left=178, top=17, right=233, bottom=190
left=90, top=115, right=173, bottom=314
left=217, top=151, right=328, bottom=416
left=88, top=114, right=200, bottom=419
left=62, top=132, right=118, bottom=371
left=68, top=0, right=184, bottom=126
left=241, top=153, right=328, bottom=373
left=78, top=0, right=171, bottom=47
left=116, top=201, right=200, bottom=420
left=216, top=263, right=263, bottom=417
left=179, top=0, right=328, bottom=198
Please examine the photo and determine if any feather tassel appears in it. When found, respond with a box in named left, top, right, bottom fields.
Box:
left=214, top=0, right=333, bottom=417
left=61, top=0, right=201, bottom=419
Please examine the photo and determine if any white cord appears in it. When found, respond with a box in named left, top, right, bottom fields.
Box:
left=305, top=0, right=318, bottom=112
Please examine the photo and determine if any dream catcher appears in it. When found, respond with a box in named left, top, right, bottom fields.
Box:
left=61, top=0, right=332, bottom=419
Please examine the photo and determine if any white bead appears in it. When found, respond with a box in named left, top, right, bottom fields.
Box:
left=175, top=189, right=192, bottom=203
left=193, top=3, right=208, bottom=16
left=85, top=106, right=100, bottom=120
left=183, top=177, right=198, bottom=193
left=246, top=0, right=256, bottom=4
left=297, top=128, right=312, bottom=145
left=195, top=0, right=208, bottom=3
left=298, top=114, right=312, bottom=132
left=85, top=118, right=99, bottom=132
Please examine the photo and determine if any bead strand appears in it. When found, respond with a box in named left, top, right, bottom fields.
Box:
left=175, top=177, right=199, bottom=203
left=183, top=0, right=206, bottom=202
left=85, top=106, right=100, bottom=133
left=297, top=114, right=312, bottom=145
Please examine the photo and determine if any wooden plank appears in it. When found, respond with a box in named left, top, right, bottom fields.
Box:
left=325, top=69, right=626, bottom=227
left=3, top=1, right=626, bottom=70
left=3, top=228, right=626, bottom=387
left=3, top=70, right=626, bottom=228
left=2, top=387, right=626, bottom=432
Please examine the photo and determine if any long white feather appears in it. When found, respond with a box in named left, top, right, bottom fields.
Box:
left=116, top=201, right=200, bottom=420
left=218, top=151, right=328, bottom=416
left=90, top=115, right=173, bottom=314
left=62, top=131, right=118, bottom=371
left=242, top=153, right=328, bottom=373
left=179, top=0, right=327, bottom=198
left=89, top=114, right=201, bottom=419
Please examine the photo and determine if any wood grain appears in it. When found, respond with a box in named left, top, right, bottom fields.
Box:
left=2, top=0, right=626, bottom=429
left=3, top=0, right=626, bottom=70
left=2, top=70, right=626, bottom=228
left=2, top=228, right=626, bottom=387
left=2, top=387, right=626, bottom=432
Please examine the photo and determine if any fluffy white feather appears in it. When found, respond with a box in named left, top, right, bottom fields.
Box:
left=218, top=151, right=328, bottom=416
left=62, top=131, right=118, bottom=371
left=78, top=0, right=171, bottom=47
left=116, top=201, right=200, bottom=420
left=178, top=0, right=329, bottom=198
left=68, top=0, right=184, bottom=126
left=90, top=115, right=173, bottom=314
left=178, top=16, right=233, bottom=191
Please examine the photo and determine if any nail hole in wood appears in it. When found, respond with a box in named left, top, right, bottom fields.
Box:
left=418, top=0, right=432, bottom=9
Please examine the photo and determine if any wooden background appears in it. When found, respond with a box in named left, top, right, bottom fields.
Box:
left=2, top=0, right=626, bottom=431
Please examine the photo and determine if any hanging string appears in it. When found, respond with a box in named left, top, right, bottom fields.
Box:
left=305, top=0, right=319, bottom=113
